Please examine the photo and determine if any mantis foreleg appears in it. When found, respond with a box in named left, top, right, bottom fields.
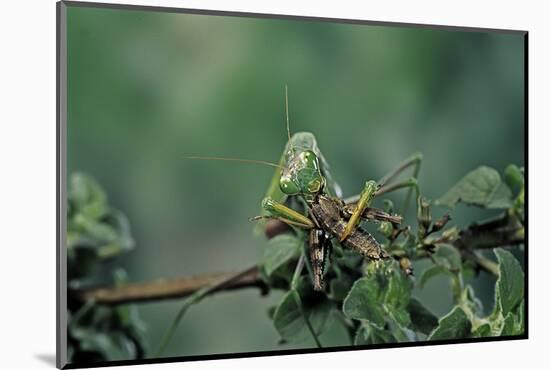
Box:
left=252, top=196, right=315, bottom=229
left=250, top=215, right=314, bottom=229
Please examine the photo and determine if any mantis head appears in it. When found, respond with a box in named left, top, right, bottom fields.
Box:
left=279, top=149, right=325, bottom=196
left=185, top=87, right=327, bottom=198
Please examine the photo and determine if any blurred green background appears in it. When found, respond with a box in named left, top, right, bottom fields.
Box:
left=67, top=5, right=524, bottom=359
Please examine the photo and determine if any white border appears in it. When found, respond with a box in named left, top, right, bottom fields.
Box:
left=1, top=0, right=547, bottom=369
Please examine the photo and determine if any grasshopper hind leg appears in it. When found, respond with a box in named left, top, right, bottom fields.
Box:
left=309, top=229, right=330, bottom=291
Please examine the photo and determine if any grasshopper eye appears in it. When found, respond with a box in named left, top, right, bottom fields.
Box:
left=280, top=176, right=301, bottom=195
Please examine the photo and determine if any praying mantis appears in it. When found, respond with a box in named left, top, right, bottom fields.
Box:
left=188, top=86, right=423, bottom=291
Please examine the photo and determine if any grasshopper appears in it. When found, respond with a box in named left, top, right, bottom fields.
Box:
left=188, top=87, right=422, bottom=291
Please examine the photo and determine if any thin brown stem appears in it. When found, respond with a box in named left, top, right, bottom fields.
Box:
left=451, top=212, right=523, bottom=275
left=75, top=213, right=523, bottom=305
left=77, top=265, right=268, bottom=305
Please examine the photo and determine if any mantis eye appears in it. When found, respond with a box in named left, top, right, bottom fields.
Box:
left=307, top=179, right=323, bottom=193
left=301, top=150, right=317, bottom=161
left=280, top=177, right=300, bottom=195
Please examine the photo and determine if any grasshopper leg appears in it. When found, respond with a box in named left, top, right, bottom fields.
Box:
left=342, top=205, right=403, bottom=225
left=253, top=197, right=328, bottom=291
left=309, top=229, right=329, bottom=291
left=340, top=180, right=377, bottom=241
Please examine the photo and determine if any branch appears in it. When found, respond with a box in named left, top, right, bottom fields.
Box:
left=455, top=227, right=523, bottom=251
left=453, top=212, right=524, bottom=275
left=77, top=265, right=268, bottom=305
left=75, top=214, right=523, bottom=305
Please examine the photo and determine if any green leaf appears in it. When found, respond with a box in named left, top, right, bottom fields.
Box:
left=329, top=275, right=354, bottom=301
left=504, top=164, right=524, bottom=192
left=354, top=324, right=397, bottom=345
left=388, top=308, right=411, bottom=329
left=407, top=298, right=439, bottom=335
left=461, top=259, right=477, bottom=279
left=384, top=269, right=412, bottom=310
left=72, top=214, right=114, bottom=240
left=70, top=173, right=108, bottom=220
left=266, top=305, right=277, bottom=320
left=335, top=247, right=363, bottom=270
left=486, top=310, right=521, bottom=337
left=500, top=312, right=517, bottom=336
left=437, top=166, right=512, bottom=209
left=104, top=210, right=135, bottom=251
left=433, top=244, right=462, bottom=271
left=364, top=325, right=397, bottom=344
left=516, top=300, right=525, bottom=334
left=155, top=285, right=212, bottom=356
left=263, top=234, right=301, bottom=277
left=273, top=290, right=331, bottom=343
left=495, top=248, right=524, bottom=315
left=307, top=300, right=333, bottom=336
left=67, top=173, right=146, bottom=361
left=462, top=285, right=483, bottom=316
left=70, top=327, right=136, bottom=361
left=472, top=323, right=491, bottom=337
left=428, top=306, right=472, bottom=340
left=342, top=276, right=385, bottom=327
left=389, top=320, right=416, bottom=342
left=419, top=265, right=449, bottom=288
left=354, top=326, right=368, bottom=345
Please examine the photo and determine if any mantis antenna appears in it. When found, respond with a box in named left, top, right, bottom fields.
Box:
left=184, top=156, right=283, bottom=169
left=285, top=84, right=295, bottom=152
left=185, top=86, right=294, bottom=170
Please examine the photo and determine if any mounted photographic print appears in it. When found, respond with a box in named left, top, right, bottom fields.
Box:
left=57, top=1, right=527, bottom=368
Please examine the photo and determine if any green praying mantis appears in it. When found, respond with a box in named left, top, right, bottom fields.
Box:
left=188, top=86, right=423, bottom=291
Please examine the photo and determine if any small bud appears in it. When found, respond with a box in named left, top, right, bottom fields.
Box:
left=383, top=199, right=394, bottom=214
left=417, top=196, right=432, bottom=235
left=378, top=221, right=394, bottom=238
left=432, top=214, right=451, bottom=233
left=399, top=257, right=414, bottom=276
left=441, top=226, right=460, bottom=242
left=514, top=186, right=524, bottom=209
left=504, top=164, right=524, bottom=190
left=514, top=227, right=525, bottom=239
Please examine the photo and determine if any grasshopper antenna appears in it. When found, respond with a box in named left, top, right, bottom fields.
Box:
left=184, top=156, right=283, bottom=169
